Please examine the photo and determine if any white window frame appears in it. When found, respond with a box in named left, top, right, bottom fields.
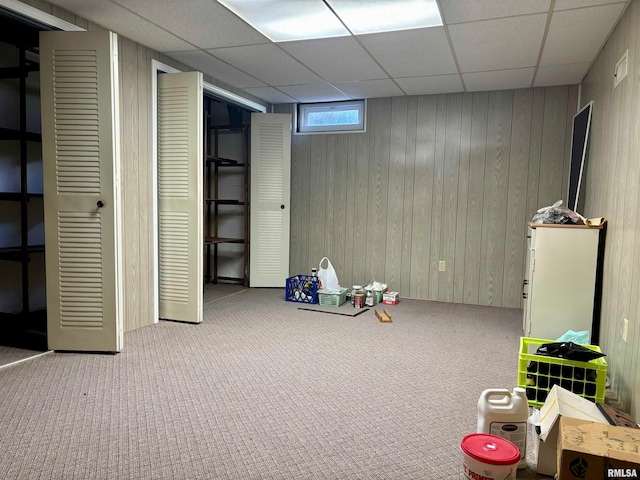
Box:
left=296, top=99, right=366, bottom=134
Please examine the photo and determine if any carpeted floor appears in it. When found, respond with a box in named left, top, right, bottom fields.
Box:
left=0, top=289, right=552, bottom=479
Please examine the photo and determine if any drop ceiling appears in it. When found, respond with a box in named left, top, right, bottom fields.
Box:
left=40, top=0, right=630, bottom=105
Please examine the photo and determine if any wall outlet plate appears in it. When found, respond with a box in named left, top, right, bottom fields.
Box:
left=438, top=260, right=446, bottom=272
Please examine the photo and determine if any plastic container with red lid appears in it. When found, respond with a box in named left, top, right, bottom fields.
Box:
left=460, top=433, right=520, bottom=479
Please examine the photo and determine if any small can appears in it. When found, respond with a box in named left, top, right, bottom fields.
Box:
left=311, top=268, right=317, bottom=276
left=354, top=292, right=365, bottom=308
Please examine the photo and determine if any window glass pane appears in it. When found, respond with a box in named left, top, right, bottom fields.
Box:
left=297, top=100, right=365, bottom=134
left=307, top=110, right=360, bottom=126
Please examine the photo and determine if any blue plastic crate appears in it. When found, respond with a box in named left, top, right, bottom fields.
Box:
left=286, top=275, right=319, bottom=304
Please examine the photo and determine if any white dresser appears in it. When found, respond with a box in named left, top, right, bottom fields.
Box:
left=522, top=223, right=603, bottom=342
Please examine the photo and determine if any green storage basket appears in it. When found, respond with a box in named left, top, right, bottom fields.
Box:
left=517, top=337, right=607, bottom=408
left=317, top=288, right=348, bottom=307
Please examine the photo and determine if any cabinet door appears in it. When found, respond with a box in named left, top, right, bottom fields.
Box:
left=40, top=31, right=123, bottom=352
left=528, top=227, right=599, bottom=340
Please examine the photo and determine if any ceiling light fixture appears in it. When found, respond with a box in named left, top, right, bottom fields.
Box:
left=216, top=0, right=350, bottom=42
left=217, top=0, right=443, bottom=42
left=326, top=0, right=443, bottom=35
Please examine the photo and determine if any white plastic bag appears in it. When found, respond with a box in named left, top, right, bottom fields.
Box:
left=318, top=257, right=340, bottom=292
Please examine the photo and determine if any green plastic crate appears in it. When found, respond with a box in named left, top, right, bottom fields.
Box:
left=317, top=288, right=348, bottom=307
left=517, top=337, right=607, bottom=408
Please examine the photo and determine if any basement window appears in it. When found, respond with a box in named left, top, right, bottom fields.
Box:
left=296, top=100, right=366, bottom=134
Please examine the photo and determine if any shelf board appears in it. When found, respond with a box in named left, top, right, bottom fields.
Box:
left=204, top=198, right=245, bottom=205
left=0, top=192, right=44, bottom=201
left=0, top=127, right=41, bottom=142
left=205, top=155, right=245, bottom=166
left=0, top=64, right=39, bottom=79
left=0, top=244, right=45, bottom=262
left=204, top=236, right=245, bottom=245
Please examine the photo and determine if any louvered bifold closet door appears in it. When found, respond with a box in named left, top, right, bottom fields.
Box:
left=249, top=113, right=291, bottom=287
left=40, top=31, right=123, bottom=352
left=157, top=72, right=203, bottom=323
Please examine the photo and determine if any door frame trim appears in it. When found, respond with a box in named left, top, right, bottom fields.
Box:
left=0, top=0, right=85, bottom=31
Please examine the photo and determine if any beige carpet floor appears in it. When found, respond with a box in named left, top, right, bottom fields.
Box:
left=0, top=289, right=572, bottom=479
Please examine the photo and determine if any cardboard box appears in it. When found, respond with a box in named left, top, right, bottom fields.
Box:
left=558, top=416, right=640, bottom=479
left=382, top=291, right=399, bottom=305
left=536, top=385, right=608, bottom=476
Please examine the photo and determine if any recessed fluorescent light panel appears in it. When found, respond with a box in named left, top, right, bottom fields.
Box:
left=216, top=0, right=350, bottom=42
left=217, top=0, right=443, bottom=42
left=327, top=0, right=443, bottom=34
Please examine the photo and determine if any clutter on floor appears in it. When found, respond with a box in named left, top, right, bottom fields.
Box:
left=374, top=309, right=392, bottom=323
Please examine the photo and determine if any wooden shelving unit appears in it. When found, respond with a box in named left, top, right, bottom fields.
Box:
left=203, top=98, right=249, bottom=285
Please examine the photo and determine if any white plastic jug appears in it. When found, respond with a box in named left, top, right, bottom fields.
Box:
left=477, top=387, right=529, bottom=469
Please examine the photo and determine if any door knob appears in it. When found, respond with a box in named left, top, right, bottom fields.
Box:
left=97, top=200, right=104, bottom=208
left=281, top=204, right=285, bottom=209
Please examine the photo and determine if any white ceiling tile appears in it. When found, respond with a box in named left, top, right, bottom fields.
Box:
left=534, top=63, right=590, bottom=86
left=113, top=0, right=269, bottom=49
left=333, top=79, right=404, bottom=98
left=46, top=0, right=193, bottom=51
left=440, top=0, right=550, bottom=24
left=277, top=83, right=350, bottom=102
left=166, top=50, right=266, bottom=88
left=280, top=37, right=386, bottom=82
left=395, top=75, right=464, bottom=95
left=554, top=0, right=627, bottom=11
left=541, top=4, right=626, bottom=65
left=242, top=87, right=298, bottom=104
left=463, top=68, right=535, bottom=91
left=207, top=44, right=322, bottom=86
left=449, top=14, right=547, bottom=72
left=357, top=27, right=457, bottom=77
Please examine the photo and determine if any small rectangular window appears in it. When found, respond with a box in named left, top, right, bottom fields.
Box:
left=297, top=100, right=366, bottom=134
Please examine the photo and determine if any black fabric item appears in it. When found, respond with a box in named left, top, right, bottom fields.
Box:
left=535, top=342, right=606, bottom=361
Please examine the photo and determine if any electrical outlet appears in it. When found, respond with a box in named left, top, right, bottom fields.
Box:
left=438, top=261, right=446, bottom=272
left=622, top=318, right=629, bottom=343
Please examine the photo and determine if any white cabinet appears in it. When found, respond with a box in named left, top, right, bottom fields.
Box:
left=522, top=223, right=602, bottom=342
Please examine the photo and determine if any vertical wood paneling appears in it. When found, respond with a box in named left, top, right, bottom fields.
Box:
left=385, top=96, right=408, bottom=288
left=429, top=95, right=447, bottom=299
left=290, top=133, right=303, bottom=274
left=119, top=36, right=140, bottom=332
left=439, top=93, right=462, bottom=302
left=625, top=0, right=640, bottom=417
left=464, top=92, right=488, bottom=304
left=537, top=87, right=569, bottom=207
left=503, top=90, right=533, bottom=308
left=410, top=95, right=437, bottom=298
left=580, top=0, right=640, bottom=420
left=324, top=135, right=336, bottom=271
left=309, top=135, right=326, bottom=267
left=365, top=98, right=391, bottom=282
left=136, top=43, right=151, bottom=331
left=300, top=135, right=311, bottom=272
left=525, top=89, right=545, bottom=221
left=453, top=93, right=473, bottom=303
left=343, top=135, right=358, bottom=288
left=289, top=88, right=578, bottom=311
left=333, top=135, right=348, bottom=284
left=400, top=97, right=417, bottom=296
left=352, top=128, right=369, bottom=284
left=479, top=91, right=512, bottom=306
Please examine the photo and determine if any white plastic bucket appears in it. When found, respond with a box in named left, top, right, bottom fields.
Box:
left=460, top=433, right=520, bottom=480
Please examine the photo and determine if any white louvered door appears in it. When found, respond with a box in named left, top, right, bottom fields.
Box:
left=40, top=31, right=123, bottom=352
left=249, top=113, right=291, bottom=287
left=157, top=72, right=203, bottom=323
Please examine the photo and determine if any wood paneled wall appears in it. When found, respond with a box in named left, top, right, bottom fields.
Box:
left=581, top=0, right=640, bottom=420
left=280, top=86, right=578, bottom=309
